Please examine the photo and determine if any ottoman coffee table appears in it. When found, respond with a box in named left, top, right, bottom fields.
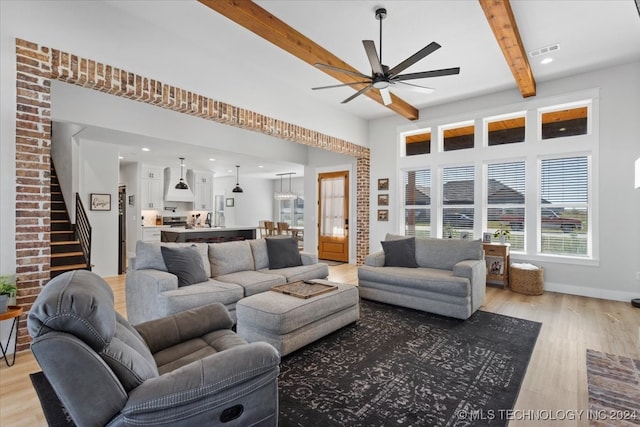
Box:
left=236, top=279, right=359, bottom=356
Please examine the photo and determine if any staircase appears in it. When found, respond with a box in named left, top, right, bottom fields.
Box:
left=50, top=164, right=90, bottom=278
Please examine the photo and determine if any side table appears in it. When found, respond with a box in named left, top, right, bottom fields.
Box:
left=483, top=243, right=510, bottom=288
left=0, top=305, right=23, bottom=366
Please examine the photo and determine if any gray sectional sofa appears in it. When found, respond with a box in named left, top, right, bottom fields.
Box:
left=358, top=234, right=486, bottom=319
left=126, top=238, right=329, bottom=325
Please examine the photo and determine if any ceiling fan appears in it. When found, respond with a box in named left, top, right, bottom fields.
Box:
left=312, top=8, right=461, bottom=106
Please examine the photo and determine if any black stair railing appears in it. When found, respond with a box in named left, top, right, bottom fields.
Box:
left=75, top=193, right=92, bottom=271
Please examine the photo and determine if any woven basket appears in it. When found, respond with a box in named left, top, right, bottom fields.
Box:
left=510, top=265, right=544, bottom=295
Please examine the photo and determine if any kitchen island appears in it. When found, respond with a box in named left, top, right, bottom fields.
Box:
left=161, top=226, right=257, bottom=243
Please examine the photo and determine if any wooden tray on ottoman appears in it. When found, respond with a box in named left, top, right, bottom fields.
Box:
left=271, top=281, right=337, bottom=299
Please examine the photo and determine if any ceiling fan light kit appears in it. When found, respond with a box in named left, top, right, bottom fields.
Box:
left=312, top=7, right=460, bottom=106
left=232, top=165, right=243, bottom=193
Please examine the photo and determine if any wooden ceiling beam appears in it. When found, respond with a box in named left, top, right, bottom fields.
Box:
left=479, top=0, right=536, bottom=98
left=198, top=0, right=420, bottom=120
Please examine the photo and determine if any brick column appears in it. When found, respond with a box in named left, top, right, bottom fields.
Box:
left=14, top=39, right=52, bottom=351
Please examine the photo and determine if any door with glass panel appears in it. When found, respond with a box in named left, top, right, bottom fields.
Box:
left=318, top=171, right=349, bottom=262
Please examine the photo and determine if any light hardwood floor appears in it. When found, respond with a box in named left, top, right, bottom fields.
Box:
left=1, top=264, right=638, bottom=427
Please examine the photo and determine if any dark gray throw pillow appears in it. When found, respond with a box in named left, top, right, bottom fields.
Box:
left=381, top=237, right=419, bottom=268
left=266, top=237, right=303, bottom=269
left=160, top=245, right=208, bottom=287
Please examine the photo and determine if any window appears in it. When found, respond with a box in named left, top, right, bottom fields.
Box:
left=404, top=130, right=431, bottom=156
left=404, top=169, right=431, bottom=237
left=442, top=122, right=474, bottom=151
left=486, top=115, right=525, bottom=146
left=539, top=156, right=589, bottom=256
left=442, top=166, right=474, bottom=238
left=541, top=105, right=588, bottom=140
left=487, top=162, right=526, bottom=251
left=278, top=197, right=304, bottom=226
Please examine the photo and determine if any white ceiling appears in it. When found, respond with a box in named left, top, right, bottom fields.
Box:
left=70, top=0, right=640, bottom=176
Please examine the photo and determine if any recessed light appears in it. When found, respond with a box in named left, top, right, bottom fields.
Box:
left=141, top=147, right=150, bottom=152
left=258, top=165, right=264, bottom=168
left=540, top=57, right=553, bottom=65
left=209, top=158, right=216, bottom=162
left=118, top=155, right=124, bottom=159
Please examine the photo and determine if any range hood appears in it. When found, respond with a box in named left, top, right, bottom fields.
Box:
left=164, top=167, right=194, bottom=202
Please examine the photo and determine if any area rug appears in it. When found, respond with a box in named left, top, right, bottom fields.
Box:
left=586, top=349, right=640, bottom=426
left=279, top=300, right=542, bottom=427
left=30, top=371, right=75, bottom=427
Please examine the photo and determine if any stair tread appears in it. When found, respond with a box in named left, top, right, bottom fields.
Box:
left=51, top=251, right=84, bottom=258
left=51, top=219, right=70, bottom=223
left=51, top=240, right=80, bottom=245
left=51, top=230, right=74, bottom=234
left=51, top=264, right=88, bottom=272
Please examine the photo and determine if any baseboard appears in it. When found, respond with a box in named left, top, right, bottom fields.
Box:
left=544, top=281, right=639, bottom=303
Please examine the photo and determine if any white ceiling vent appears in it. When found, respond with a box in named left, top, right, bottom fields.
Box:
left=529, top=44, right=560, bottom=57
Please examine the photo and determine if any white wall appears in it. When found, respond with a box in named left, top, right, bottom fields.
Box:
left=368, top=61, right=640, bottom=301
left=78, top=139, right=120, bottom=276
left=51, top=122, right=81, bottom=222
left=119, top=163, right=140, bottom=259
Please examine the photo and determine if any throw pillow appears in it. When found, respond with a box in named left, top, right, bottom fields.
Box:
left=266, top=237, right=303, bottom=269
left=160, top=245, right=208, bottom=287
left=134, top=241, right=167, bottom=271
left=381, top=237, right=419, bottom=268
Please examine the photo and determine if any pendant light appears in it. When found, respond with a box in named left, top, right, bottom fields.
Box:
left=175, top=157, right=188, bottom=189
left=232, top=165, right=243, bottom=193
left=274, top=172, right=296, bottom=200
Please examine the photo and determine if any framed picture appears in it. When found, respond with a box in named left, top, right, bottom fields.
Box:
left=226, top=198, right=235, bottom=207
left=460, top=231, right=470, bottom=240
left=377, top=194, right=389, bottom=206
left=483, top=232, right=493, bottom=243
left=90, top=193, right=111, bottom=211
left=377, top=209, right=389, bottom=221
left=378, top=178, right=389, bottom=191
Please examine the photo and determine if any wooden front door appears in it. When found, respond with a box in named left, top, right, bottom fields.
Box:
left=318, top=171, right=349, bottom=262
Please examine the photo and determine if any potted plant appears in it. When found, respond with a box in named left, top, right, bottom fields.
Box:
left=493, top=227, right=511, bottom=244
left=0, top=275, right=17, bottom=314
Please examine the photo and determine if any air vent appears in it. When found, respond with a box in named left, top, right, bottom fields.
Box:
left=529, top=43, right=560, bottom=57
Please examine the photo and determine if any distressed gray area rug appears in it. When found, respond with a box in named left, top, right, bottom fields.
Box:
left=586, top=349, right=640, bottom=426
left=279, top=300, right=541, bottom=427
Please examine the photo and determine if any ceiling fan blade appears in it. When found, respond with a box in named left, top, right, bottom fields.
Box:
left=394, top=67, right=461, bottom=81
left=314, top=63, right=371, bottom=79
left=380, top=87, right=392, bottom=105
left=396, top=81, right=435, bottom=94
left=388, top=42, right=441, bottom=77
left=341, top=84, right=373, bottom=104
left=363, top=40, right=384, bottom=75
left=312, top=81, right=371, bottom=90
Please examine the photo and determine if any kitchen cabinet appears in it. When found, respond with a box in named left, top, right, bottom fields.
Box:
left=188, top=170, right=213, bottom=211
left=141, top=227, right=162, bottom=242
left=141, top=166, right=164, bottom=209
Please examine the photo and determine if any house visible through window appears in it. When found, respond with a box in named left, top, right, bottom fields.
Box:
left=539, top=156, right=589, bottom=256
left=487, top=161, right=526, bottom=251
left=442, top=122, right=474, bottom=151
left=404, top=169, right=431, bottom=237
left=405, top=130, right=431, bottom=156
left=442, top=165, right=474, bottom=238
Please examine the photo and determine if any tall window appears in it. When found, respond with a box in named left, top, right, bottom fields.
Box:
left=404, top=169, right=431, bottom=237
left=442, top=166, right=474, bottom=238
left=487, top=161, right=526, bottom=251
left=539, top=156, right=589, bottom=256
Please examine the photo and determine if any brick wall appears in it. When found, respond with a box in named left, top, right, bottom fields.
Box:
left=13, top=38, right=370, bottom=351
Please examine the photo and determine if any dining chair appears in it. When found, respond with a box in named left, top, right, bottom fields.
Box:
left=277, top=222, right=290, bottom=236
left=264, top=221, right=276, bottom=237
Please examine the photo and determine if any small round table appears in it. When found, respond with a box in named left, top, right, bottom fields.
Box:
left=0, top=305, right=23, bottom=366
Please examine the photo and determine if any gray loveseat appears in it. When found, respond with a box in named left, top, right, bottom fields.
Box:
left=126, top=238, right=329, bottom=325
left=28, top=270, right=280, bottom=426
left=358, top=234, right=486, bottom=319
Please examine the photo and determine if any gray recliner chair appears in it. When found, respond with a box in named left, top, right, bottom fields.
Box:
left=27, top=270, right=280, bottom=427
